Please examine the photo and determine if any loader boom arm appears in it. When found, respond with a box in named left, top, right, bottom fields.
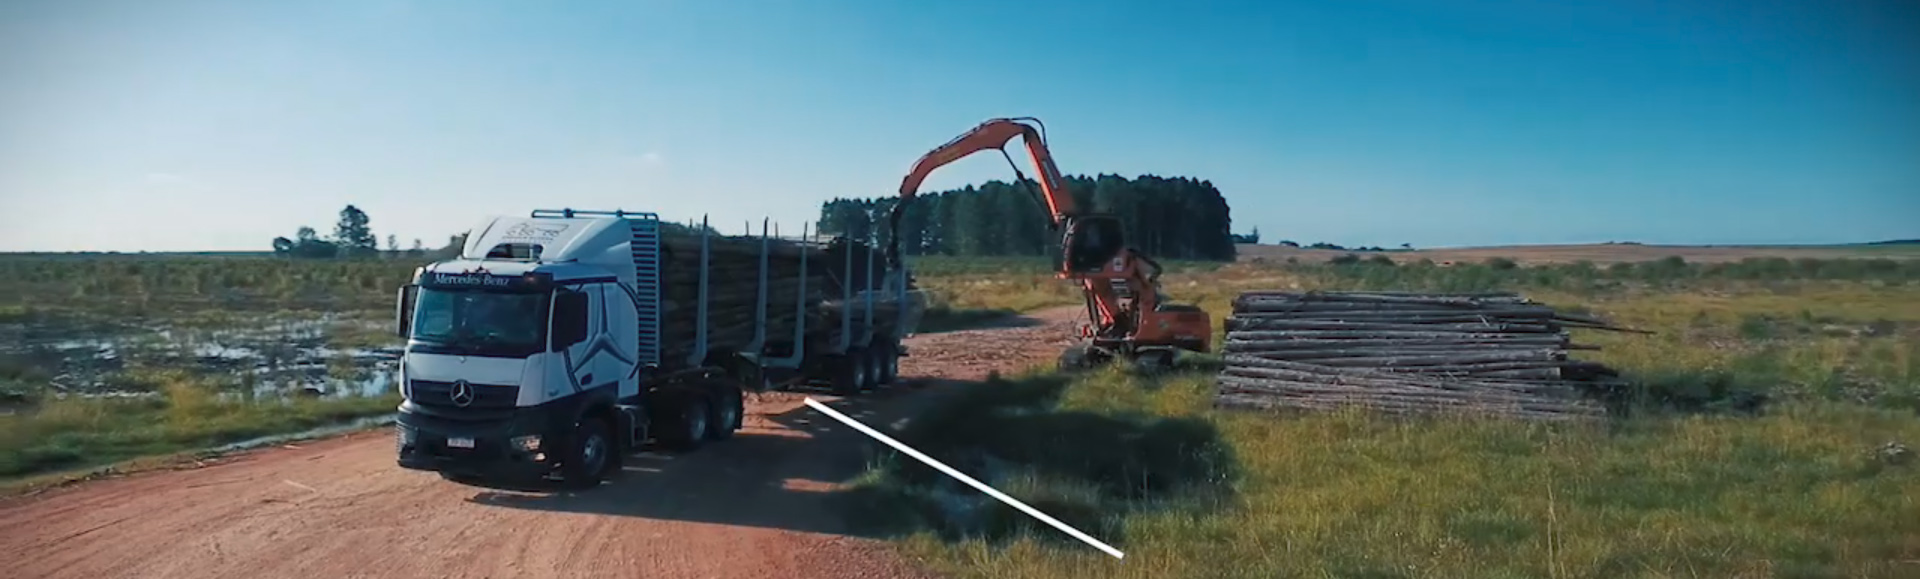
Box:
left=882, top=117, right=1215, bottom=363
left=887, top=117, right=1076, bottom=269
left=896, top=117, right=1077, bottom=224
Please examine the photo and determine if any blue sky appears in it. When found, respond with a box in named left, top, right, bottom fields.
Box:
left=1, top=0, right=1915, bottom=252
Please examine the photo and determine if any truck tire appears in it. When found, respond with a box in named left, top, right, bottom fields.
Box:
left=706, top=385, right=743, bottom=441
left=560, top=416, right=615, bottom=489
left=878, top=340, right=899, bottom=385
left=658, top=393, right=709, bottom=451
left=859, top=347, right=882, bottom=392
left=831, top=352, right=865, bottom=396
left=862, top=341, right=893, bottom=388
left=862, top=348, right=883, bottom=388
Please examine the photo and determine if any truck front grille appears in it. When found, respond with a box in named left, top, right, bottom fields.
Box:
left=407, top=379, right=521, bottom=411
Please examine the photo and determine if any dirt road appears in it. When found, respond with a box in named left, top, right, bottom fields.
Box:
left=0, top=308, right=1085, bottom=579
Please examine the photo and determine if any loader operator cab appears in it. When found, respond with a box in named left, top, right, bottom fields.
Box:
left=1061, top=214, right=1128, bottom=274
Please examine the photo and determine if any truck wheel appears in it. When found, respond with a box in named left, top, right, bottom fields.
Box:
left=862, top=347, right=885, bottom=390
left=706, top=385, right=742, bottom=441
left=864, top=341, right=897, bottom=387
left=831, top=353, right=864, bottom=396
left=857, top=348, right=882, bottom=392
left=879, top=341, right=900, bottom=385
left=560, top=416, right=615, bottom=488
left=659, top=393, right=709, bottom=451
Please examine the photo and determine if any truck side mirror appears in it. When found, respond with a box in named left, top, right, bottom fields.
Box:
left=395, top=285, right=418, bottom=338
left=551, top=290, right=589, bottom=350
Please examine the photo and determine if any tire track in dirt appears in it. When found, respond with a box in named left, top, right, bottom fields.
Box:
left=0, top=307, right=1085, bottom=579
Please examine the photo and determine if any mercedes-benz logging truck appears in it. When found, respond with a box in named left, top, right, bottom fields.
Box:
left=392, top=208, right=924, bottom=487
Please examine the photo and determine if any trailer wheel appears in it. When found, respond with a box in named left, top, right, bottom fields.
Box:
left=859, top=347, right=882, bottom=392
left=560, top=416, right=614, bottom=488
left=659, top=393, right=709, bottom=451
left=706, top=385, right=743, bottom=441
left=860, top=348, right=879, bottom=393
left=873, top=341, right=898, bottom=386
left=884, top=341, right=900, bottom=384
left=831, top=352, right=866, bottom=396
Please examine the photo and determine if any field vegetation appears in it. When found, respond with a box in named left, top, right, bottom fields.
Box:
left=0, top=254, right=426, bottom=485
left=852, top=253, right=1920, bottom=577
left=0, top=250, right=1053, bottom=484
left=3, top=247, right=1917, bottom=575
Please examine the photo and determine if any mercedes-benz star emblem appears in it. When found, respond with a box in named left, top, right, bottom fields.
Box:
left=449, top=380, right=475, bottom=407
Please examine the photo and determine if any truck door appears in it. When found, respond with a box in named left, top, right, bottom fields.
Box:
left=596, top=282, right=642, bottom=399
left=587, top=283, right=624, bottom=392
left=572, top=284, right=606, bottom=390
left=551, top=285, right=599, bottom=395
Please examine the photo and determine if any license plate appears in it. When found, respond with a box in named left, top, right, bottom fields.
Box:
left=446, top=437, right=475, bottom=449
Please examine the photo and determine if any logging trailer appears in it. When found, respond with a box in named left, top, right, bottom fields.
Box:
left=889, top=116, right=1214, bottom=371
left=392, top=208, right=926, bottom=487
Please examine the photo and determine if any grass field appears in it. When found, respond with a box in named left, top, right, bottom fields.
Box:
left=0, top=253, right=1067, bottom=482
left=0, top=370, right=400, bottom=481
left=853, top=371, right=1918, bottom=578
left=0, top=255, right=421, bottom=484
left=2, top=249, right=1917, bottom=576
left=853, top=255, right=1920, bottom=577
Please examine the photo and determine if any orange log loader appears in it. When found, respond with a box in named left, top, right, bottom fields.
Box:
left=886, top=117, right=1213, bottom=370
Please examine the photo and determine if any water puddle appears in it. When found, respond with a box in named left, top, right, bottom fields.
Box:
left=1, top=312, right=403, bottom=402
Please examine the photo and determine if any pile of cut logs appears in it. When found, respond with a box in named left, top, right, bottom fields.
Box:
left=1214, top=290, right=1643, bottom=421
left=657, top=233, right=907, bottom=365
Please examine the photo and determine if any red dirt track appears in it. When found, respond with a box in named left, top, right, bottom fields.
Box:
left=0, top=308, right=1085, bottom=579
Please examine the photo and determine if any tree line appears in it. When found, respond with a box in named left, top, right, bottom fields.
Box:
left=271, top=205, right=465, bottom=260
left=275, top=176, right=1248, bottom=262
left=816, top=174, right=1242, bottom=261
left=270, top=206, right=728, bottom=261
left=1269, top=240, right=1414, bottom=252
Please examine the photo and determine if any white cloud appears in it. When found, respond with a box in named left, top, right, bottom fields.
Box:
left=639, top=152, right=663, bottom=165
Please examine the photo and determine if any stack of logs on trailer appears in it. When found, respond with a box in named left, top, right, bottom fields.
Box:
left=656, top=227, right=904, bottom=368
left=1213, top=290, right=1648, bottom=421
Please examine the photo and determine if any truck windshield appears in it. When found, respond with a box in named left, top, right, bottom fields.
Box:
left=409, top=288, right=551, bottom=350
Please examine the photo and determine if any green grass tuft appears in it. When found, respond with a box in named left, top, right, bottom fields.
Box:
left=850, top=258, right=1920, bottom=578
left=860, top=371, right=1920, bottom=578
left=0, top=373, right=398, bottom=482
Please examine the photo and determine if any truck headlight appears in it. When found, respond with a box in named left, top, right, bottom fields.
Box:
left=511, top=435, right=541, bottom=451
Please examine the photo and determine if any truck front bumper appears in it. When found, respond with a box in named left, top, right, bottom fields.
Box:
left=395, top=407, right=559, bottom=481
